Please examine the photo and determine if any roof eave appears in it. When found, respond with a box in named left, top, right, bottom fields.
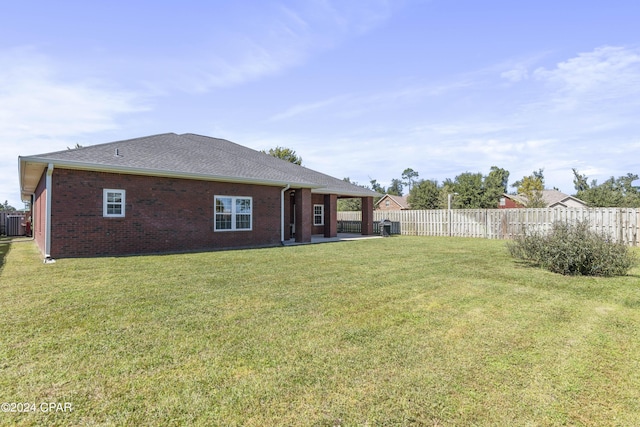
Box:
left=312, top=188, right=379, bottom=198
left=18, top=156, right=322, bottom=193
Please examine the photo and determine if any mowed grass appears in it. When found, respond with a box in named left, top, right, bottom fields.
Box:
left=1, top=237, right=639, bottom=426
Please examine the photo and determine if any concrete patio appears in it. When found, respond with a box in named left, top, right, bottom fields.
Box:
left=282, top=233, right=382, bottom=246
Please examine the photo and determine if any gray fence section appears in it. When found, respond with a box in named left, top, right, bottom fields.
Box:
left=1, top=213, right=26, bottom=236
left=337, top=220, right=401, bottom=234
left=338, top=208, right=640, bottom=246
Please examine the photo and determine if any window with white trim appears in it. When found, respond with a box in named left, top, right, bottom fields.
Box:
left=313, top=204, right=324, bottom=226
left=215, top=196, right=252, bottom=231
left=103, top=189, right=125, bottom=217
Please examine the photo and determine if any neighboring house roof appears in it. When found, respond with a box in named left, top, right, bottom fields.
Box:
left=502, top=194, right=527, bottom=207
left=19, top=133, right=378, bottom=199
left=375, top=194, right=410, bottom=209
left=504, top=190, right=587, bottom=208
left=540, top=190, right=587, bottom=207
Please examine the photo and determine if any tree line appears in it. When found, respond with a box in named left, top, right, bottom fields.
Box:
left=341, top=168, right=640, bottom=210
left=264, top=147, right=640, bottom=210
left=572, top=169, right=640, bottom=208
left=0, top=200, right=19, bottom=212
left=370, top=166, right=513, bottom=210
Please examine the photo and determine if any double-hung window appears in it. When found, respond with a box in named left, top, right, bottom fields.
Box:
left=103, top=189, right=126, bottom=217
left=313, top=204, right=324, bottom=226
left=215, top=196, right=252, bottom=231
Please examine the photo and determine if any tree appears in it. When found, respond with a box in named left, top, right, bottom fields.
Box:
left=408, top=179, right=440, bottom=210
left=573, top=169, right=640, bottom=207
left=262, top=146, right=302, bottom=165
left=438, top=180, right=456, bottom=209
left=452, top=172, right=485, bottom=208
left=0, top=200, right=17, bottom=212
left=440, top=167, right=511, bottom=209
left=572, top=168, right=590, bottom=193
left=387, top=179, right=403, bottom=196
left=401, top=168, right=419, bottom=193
left=395, top=167, right=512, bottom=210
left=337, top=178, right=362, bottom=211
left=617, top=173, right=640, bottom=206
left=482, top=166, right=510, bottom=208
left=369, top=179, right=386, bottom=194
left=513, top=169, right=545, bottom=208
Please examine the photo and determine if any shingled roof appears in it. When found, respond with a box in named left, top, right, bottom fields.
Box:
left=506, top=189, right=587, bottom=208
left=19, top=133, right=378, bottom=199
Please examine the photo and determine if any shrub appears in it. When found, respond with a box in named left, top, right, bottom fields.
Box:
left=507, top=220, right=637, bottom=276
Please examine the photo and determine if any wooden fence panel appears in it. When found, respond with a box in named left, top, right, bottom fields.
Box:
left=0, top=212, right=6, bottom=235
left=338, top=207, right=640, bottom=246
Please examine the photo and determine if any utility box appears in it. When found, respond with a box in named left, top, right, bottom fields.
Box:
left=380, top=219, right=392, bottom=237
left=6, top=215, right=25, bottom=236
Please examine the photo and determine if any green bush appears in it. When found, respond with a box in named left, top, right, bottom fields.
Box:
left=507, top=220, right=637, bottom=276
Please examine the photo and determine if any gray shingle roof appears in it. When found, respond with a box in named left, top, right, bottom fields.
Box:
left=19, top=133, right=377, bottom=198
left=506, top=190, right=586, bottom=207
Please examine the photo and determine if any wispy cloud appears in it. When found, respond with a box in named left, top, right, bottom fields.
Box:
left=501, top=66, right=529, bottom=82
left=534, top=46, right=640, bottom=94
left=427, top=46, right=640, bottom=189
left=0, top=48, right=148, bottom=143
left=0, top=48, right=148, bottom=205
left=268, top=95, right=349, bottom=121
left=183, top=1, right=402, bottom=92
left=263, top=46, right=640, bottom=193
left=268, top=78, right=474, bottom=123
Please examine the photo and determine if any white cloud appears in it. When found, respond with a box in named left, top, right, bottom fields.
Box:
left=501, top=66, right=529, bottom=82
left=534, top=46, right=640, bottom=90
left=282, top=46, right=640, bottom=193
left=0, top=49, right=147, bottom=141
left=268, top=95, right=349, bottom=121
left=269, top=78, right=474, bottom=124
left=533, top=46, right=640, bottom=109
left=193, top=35, right=309, bottom=92
left=183, top=1, right=401, bottom=92
left=0, top=48, right=148, bottom=207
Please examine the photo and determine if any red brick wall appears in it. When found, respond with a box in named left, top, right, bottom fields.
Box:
left=283, top=191, right=337, bottom=240
left=323, top=194, right=337, bottom=238
left=499, top=197, right=524, bottom=209
left=48, top=168, right=283, bottom=257
left=294, top=188, right=312, bottom=243
left=361, top=197, right=374, bottom=235
left=377, top=199, right=402, bottom=211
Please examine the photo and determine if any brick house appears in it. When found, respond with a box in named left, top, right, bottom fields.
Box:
left=375, top=194, right=409, bottom=211
left=19, top=133, right=378, bottom=259
left=499, top=190, right=587, bottom=208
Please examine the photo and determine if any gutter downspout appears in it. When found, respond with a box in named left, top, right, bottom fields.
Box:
left=25, top=193, right=36, bottom=242
left=44, top=163, right=54, bottom=261
left=281, top=184, right=290, bottom=244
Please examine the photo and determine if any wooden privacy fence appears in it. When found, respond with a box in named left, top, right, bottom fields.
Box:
left=337, top=220, right=401, bottom=235
left=338, top=208, right=640, bottom=246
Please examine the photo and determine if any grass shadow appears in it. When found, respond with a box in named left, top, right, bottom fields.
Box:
left=0, top=237, right=11, bottom=273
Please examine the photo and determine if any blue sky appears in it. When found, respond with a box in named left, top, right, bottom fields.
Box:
left=2, top=0, right=640, bottom=208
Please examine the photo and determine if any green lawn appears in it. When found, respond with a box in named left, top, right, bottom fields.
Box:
left=1, top=236, right=639, bottom=426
